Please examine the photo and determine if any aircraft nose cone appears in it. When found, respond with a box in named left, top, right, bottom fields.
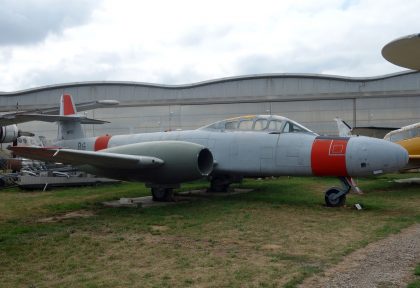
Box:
left=396, top=144, right=409, bottom=169
left=346, top=136, right=409, bottom=176
left=383, top=141, right=409, bottom=172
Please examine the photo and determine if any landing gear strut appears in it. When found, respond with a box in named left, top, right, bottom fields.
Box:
left=324, top=177, right=355, bottom=207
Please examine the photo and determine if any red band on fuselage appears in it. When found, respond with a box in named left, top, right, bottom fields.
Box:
left=94, top=134, right=112, bottom=151
left=311, top=137, right=349, bottom=176
left=62, top=94, right=75, bottom=115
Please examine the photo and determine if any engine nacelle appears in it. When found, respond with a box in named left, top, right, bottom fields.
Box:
left=0, top=125, right=19, bottom=143
left=97, top=141, right=214, bottom=184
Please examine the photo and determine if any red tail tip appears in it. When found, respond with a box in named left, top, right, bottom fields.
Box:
left=62, top=94, right=76, bottom=115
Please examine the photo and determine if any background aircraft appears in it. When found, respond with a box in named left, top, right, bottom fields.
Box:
left=383, top=123, right=420, bottom=169
left=10, top=95, right=409, bottom=207
left=382, top=33, right=420, bottom=70
left=335, top=118, right=420, bottom=169
left=0, top=98, right=119, bottom=144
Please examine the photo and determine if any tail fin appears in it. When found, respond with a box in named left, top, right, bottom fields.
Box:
left=60, top=94, right=77, bottom=116
left=57, top=94, right=85, bottom=140
left=334, top=117, right=353, bottom=137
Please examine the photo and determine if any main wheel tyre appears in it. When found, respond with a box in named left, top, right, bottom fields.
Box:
left=210, top=183, right=229, bottom=192
left=325, top=187, right=346, bottom=207
left=151, top=187, right=174, bottom=202
left=209, top=178, right=230, bottom=192
left=209, top=181, right=229, bottom=192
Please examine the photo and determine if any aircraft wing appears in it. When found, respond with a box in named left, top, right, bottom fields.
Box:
left=9, top=146, right=164, bottom=169
left=0, top=99, right=119, bottom=126
left=0, top=114, right=109, bottom=126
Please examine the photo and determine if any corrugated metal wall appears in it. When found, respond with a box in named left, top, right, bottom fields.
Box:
left=2, top=71, right=420, bottom=139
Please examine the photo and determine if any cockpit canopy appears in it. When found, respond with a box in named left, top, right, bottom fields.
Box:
left=199, top=115, right=316, bottom=135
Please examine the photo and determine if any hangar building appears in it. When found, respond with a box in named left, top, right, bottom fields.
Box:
left=1, top=70, right=420, bottom=139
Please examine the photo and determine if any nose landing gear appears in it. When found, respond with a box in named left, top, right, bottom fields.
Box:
left=325, top=187, right=347, bottom=207
left=324, top=177, right=359, bottom=207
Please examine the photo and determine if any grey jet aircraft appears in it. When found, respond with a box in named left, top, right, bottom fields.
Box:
left=10, top=94, right=409, bottom=207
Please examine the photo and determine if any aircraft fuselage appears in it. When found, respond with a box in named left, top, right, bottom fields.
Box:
left=56, top=129, right=408, bottom=179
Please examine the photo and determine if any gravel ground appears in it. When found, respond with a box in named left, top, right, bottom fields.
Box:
left=300, top=224, right=420, bottom=288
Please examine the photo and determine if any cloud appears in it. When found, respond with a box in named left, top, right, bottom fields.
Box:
left=0, top=0, right=99, bottom=45
left=0, top=0, right=419, bottom=91
left=232, top=0, right=418, bottom=77
left=179, top=26, right=232, bottom=47
left=12, top=51, right=124, bottom=89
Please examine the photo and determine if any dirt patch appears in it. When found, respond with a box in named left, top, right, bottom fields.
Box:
left=300, top=224, right=420, bottom=288
left=261, top=244, right=281, bottom=250
left=150, top=225, right=170, bottom=232
left=37, top=210, right=95, bottom=223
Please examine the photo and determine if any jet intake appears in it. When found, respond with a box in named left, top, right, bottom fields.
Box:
left=0, top=125, right=19, bottom=143
left=197, top=148, right=214, bottom=176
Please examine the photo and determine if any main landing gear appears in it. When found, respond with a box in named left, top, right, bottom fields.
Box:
left=149, top=184, right=179, bottom=202
left=209, top=175, right=231, bottom=192
left=324, top=177, right=360, bottom=207
left=208, top=175, right=243, bottom=193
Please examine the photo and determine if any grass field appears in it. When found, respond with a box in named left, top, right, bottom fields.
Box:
left=0, top=174, right=419, bottom=287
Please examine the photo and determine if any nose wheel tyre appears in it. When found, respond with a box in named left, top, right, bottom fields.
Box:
left=325, top=187, right=346, bottom=207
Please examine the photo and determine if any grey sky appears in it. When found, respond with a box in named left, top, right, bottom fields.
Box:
left=0, top=0, right=418, bottom=91
left=0, top=0, right=98, bottom=45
